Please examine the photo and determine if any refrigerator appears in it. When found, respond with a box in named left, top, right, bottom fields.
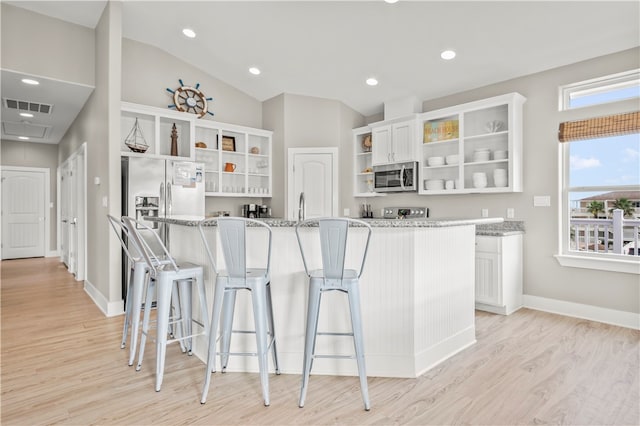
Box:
left=121, top=156, right=205, bottom=300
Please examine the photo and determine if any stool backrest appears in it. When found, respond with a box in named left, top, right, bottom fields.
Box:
left=107, top=214, right=137, bottom=263
left=198, top=217, right=272, bottom=278
left=296, top=218, right=372, bottom=280
left=122, top=216, right=178, bottom=275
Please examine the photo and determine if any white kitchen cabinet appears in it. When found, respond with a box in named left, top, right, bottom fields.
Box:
left=194, top=120, right=272, bottom=198
left=371, top=116, right=418, bottom=166
left=475, top=234, right=523, bottom=315
left=121, top=101, right=272, bottom=198
left=419, top=92, right=525, bottom=194
left=353, top=126, right=386, bottom=197
left=121, top=102, right=195, bottom=161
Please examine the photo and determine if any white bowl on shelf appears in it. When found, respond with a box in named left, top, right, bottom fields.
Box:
left=424, top=179, right=444, bottom=190
left=473, top=149, right=491, bottom=162
left=427, top=156, right=444, bottom=167
left=445, top=154, right=459, bottom=165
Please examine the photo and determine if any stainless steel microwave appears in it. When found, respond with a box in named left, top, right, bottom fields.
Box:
left=373, top=161, right=418, bottom=193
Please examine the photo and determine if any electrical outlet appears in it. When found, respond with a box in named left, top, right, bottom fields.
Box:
left=481, top=208, right=489, bottom=218
left=533, top=196, right=551, bottom=207
left=343, top=208, right=350, bottom=217
left=507, top=208, right=515, bottom=219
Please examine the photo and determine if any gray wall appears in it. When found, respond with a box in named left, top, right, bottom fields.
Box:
left=0, top=4, right=95, bottom=86
left=1, top=140, right=58, bottom=252
left=362, top=48, right=639, bottom=315
left=262, top=93, right=365, bottom=218
left=57, top=1, right=122, bottom=304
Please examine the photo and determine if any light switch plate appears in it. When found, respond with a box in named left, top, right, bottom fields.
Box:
left=102, top=196, right=108, bottom=207
left=533, top=195, right=551, bottom=207
left=481, top=208, right=489, bottom=218
left=507, top=208, right=515, bottom=218
left=343, top=208, right=350, bottom=217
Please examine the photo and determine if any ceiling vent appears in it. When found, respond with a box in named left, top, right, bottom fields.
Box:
left=3, top=98, right=53, bottom=114
left=2, top=121, right=51, bottom=139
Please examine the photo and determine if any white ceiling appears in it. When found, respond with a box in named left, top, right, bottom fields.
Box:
left=3, top=0, right=639, bottom=144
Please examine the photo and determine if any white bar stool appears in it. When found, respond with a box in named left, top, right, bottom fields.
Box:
left=122, top=216, right=208, bottom=392
left=198, top=217, right=280, bottom=406
left=107, top=214, right=172, bottom=366
left=295, top=217, right=372, bottom=411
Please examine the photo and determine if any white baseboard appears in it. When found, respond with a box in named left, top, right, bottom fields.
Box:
left=45, top=250, right=59, bottom=258
left=523, top=294, right=640, bottom=330
left=84, top=279, right=124, bottom=317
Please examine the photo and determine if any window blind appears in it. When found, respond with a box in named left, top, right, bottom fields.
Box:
left=558, top=111, right=640, bottom=142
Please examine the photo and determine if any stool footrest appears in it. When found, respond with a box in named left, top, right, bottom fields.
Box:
left=317, top=331, right=354, bottom=337
left=313, top=354, right=356, bottom=360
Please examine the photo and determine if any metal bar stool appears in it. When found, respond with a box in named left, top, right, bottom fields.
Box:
left=122, top=216, right=208, bottom=392
left=108, top=214, right=150, bottom=365
left=295, top=217, right=372, bottom=411
left=198, top=217, right=280, bottom=406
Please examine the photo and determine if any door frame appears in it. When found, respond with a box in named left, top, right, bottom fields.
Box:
left=287, top=147, right=339, bottom=220
left=0, top=166, right=51, bottom=259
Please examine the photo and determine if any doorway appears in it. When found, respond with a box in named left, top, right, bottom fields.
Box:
left=1, top=167, right=50, bottom=259
left=287, top=148, right=338, bottom=220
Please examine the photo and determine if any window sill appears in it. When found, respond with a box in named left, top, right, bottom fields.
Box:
left=555, top=253, right=640, bottom=275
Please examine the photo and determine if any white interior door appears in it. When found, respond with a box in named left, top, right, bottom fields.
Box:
left=59, top=143, right=86, bottom=281
left=288, top=148, right=338, bottom=220
left=1, top=169, right=46, bottom=259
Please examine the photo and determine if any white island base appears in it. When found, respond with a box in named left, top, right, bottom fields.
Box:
left=168, top=220, right=478, bottom=379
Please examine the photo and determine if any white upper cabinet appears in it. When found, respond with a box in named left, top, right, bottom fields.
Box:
left=353, top=126, right=386, bottom=197
left=419, top=93, right=526, bottom=194
left=121, top=101, right=272, bottom=198
left=193, top=120, right=272, bottom=198
left=371, top=116, right=418, bottom=166
left=121, top=102, right=195, bottom=160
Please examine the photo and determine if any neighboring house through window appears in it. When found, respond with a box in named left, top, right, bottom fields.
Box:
left=556, top=69, right=640, bottom=274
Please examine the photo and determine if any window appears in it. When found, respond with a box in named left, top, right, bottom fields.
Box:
left=557, top=71, right=640, bottom=274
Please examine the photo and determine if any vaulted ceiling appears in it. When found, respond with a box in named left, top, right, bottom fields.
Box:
left=3, top=1, right=639, bottom=144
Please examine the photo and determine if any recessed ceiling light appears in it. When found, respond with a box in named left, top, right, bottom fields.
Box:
left=441, top=50, right=456, bottom=60
left=21, top=78, right=39, bottom=85
left=385, top=0, right=399, bottom=3
left=18, top=136, right=29, bottom=140
left=20, top=112, right=34, bottom=118
left=249, top=67, right=261, bottom=75
left=366, top=77, right=379, bottom=86
left=182, top=28, right=196, bottom=38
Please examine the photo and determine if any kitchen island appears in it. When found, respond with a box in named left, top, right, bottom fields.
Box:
left=152, top=215, right=503, bottom=378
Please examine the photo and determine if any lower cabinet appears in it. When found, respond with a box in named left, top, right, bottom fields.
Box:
left=475, top=234, right=523, bottom=315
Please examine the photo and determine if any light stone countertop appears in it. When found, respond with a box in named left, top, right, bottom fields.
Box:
left=144, top=215, right=524, bottom=235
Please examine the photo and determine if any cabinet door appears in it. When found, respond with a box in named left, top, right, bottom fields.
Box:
left=475, top=251, right=502, bottom=306
left=372, top=126, right=391, bottom=165
left=391, top=121, right=415, bottom=163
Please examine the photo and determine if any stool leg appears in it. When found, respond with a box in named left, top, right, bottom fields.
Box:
left=265, top=282, right=280, bottom=374
left=136, top=277, right=155, bottom=371
left=121, top=266, right=135, bottom=349
left=196, top=270, right=209, bottom=340
left=348, top=284, right=370, bottom=411
left=177, top=280, right=192, bottom=354
left=299, top=281, right=322, bottom=408
left=155, top=275, right=173, bottom=392
left=170, top=284, right=187, bottom=353
left=201, top=277, right=226, bottom=404
left=220, top=289, right=237, bottom=371
left=251, top=283, right=270, bottom=406
left=128, top=264, right=147, bottom=366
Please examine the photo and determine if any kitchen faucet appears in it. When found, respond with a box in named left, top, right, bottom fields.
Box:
left=298, top=192, right=305, bottom=221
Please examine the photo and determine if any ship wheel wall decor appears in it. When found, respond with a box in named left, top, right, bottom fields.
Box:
left=166, top=79, right=214, bottom=118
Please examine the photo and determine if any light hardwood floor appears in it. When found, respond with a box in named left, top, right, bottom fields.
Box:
left=1, top=257, right=638, bottom=425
